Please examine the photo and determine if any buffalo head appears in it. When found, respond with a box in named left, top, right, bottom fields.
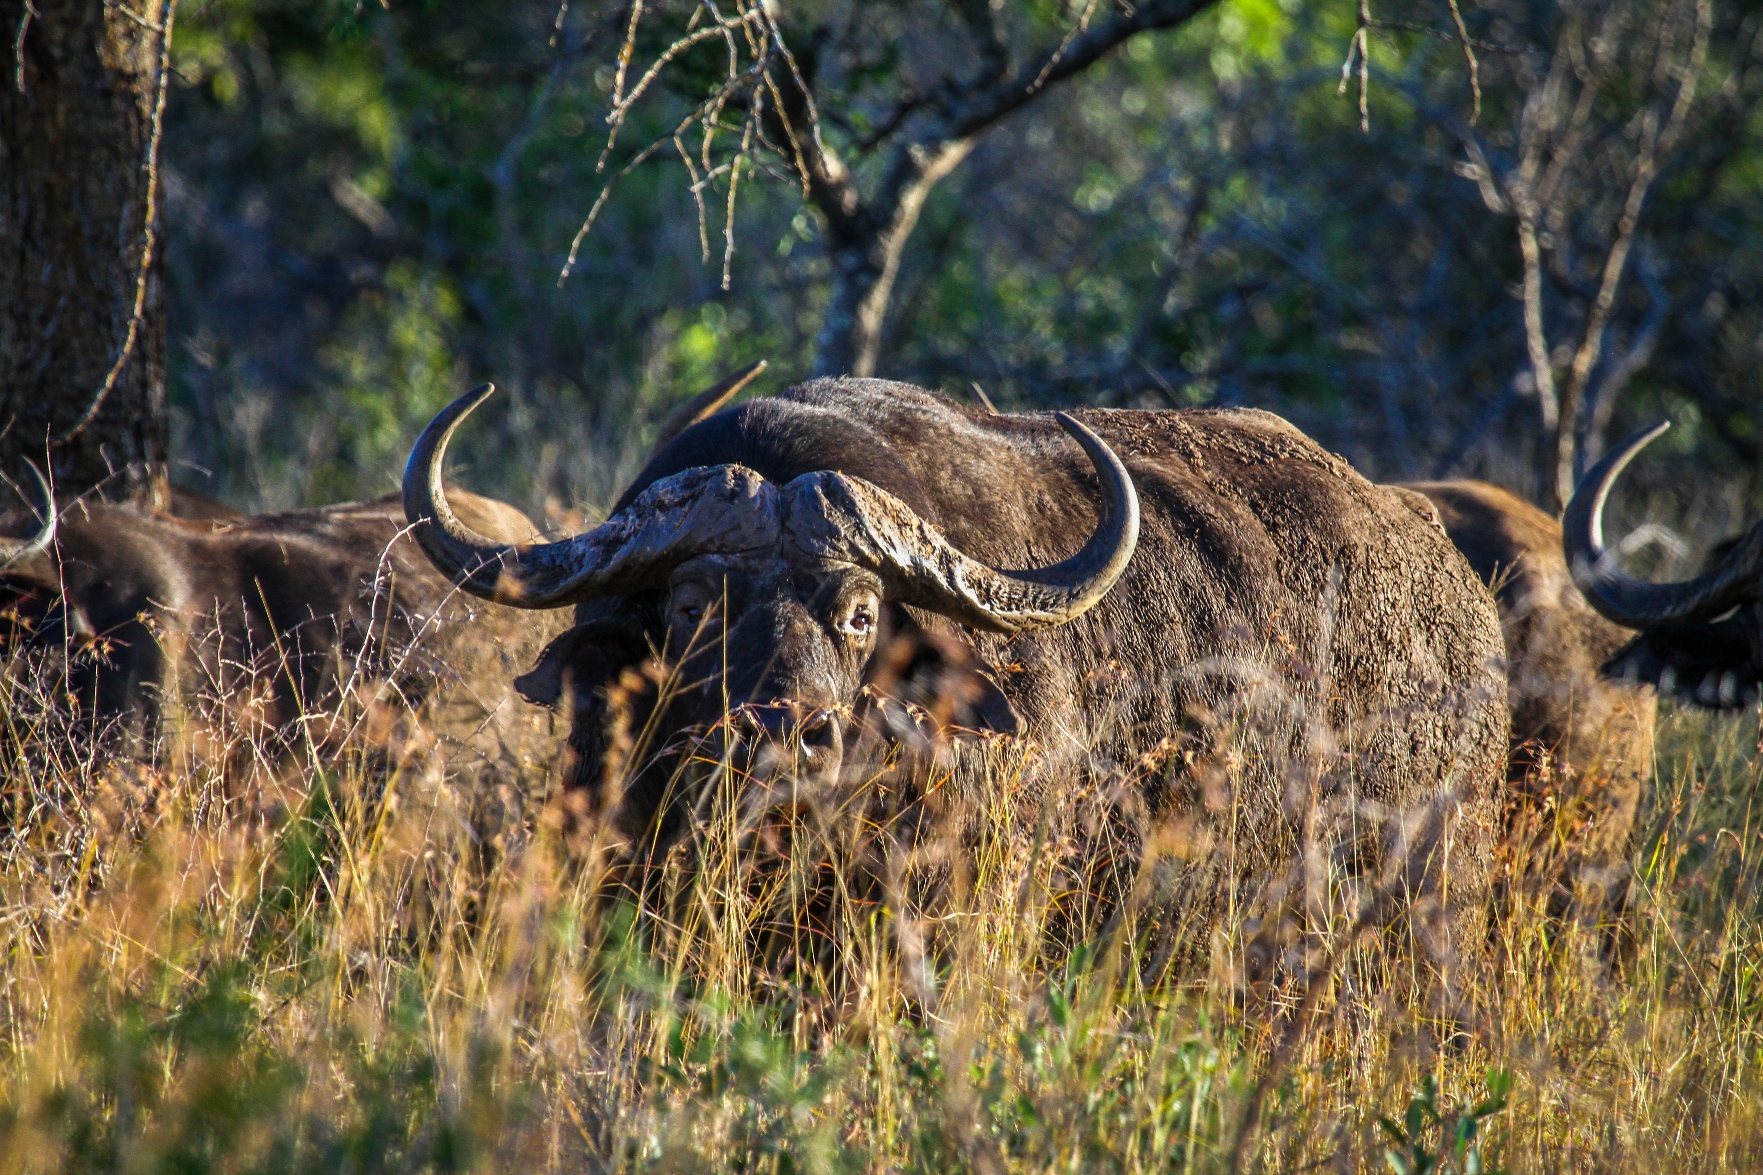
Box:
left=403, top=384, right=1139, bottom=817
left=1564, top=421, right=1763, bottom=708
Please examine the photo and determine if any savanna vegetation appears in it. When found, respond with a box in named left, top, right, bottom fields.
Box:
left=2, top=0, right=1762, bottom=1171
left=0, top=627, right=1759, bottom=1172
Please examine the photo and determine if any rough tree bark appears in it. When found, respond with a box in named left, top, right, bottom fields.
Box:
left=1, top=0, right=174, bottom=509
left=780, top=0, right=1222, bottom=378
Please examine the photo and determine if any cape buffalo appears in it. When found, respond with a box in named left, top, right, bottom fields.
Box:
left=0, top=478, right=543, bottom=748
left=406, top=378, right=1508, bottom=983
left=1400, top=480, right=1654, bottom=921
left=1565, top=422, right=1763, bottom=709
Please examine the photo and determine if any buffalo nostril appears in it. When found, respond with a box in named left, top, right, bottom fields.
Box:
left=728, top=704, right=841, bottom=776
left=755, top=707, right=794, bottom=743
left=799, top=709, right=839, bottom=752
left=732, top=704, right=801, bottom=744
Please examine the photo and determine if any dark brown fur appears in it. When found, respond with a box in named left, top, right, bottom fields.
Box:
left=1403, top=480, right=1654, bottom=919
left=518, top=379, right=1510, bottom=978
left=166, top=487, right=247, bottom=523
left=0, top=489, right=541, bottom=744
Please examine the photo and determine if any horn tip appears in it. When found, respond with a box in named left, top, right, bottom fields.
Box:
left=1052, top=412, right=1121, bottom=461
left=1612, top=419, right=1671, bottom=462
left=727, top=359, right=767, bottom=394
left=438, top=382, right=497, bottom=432
left=20, top=458, right=50, bottom=495
left=730, top=360, right=766, bottom=393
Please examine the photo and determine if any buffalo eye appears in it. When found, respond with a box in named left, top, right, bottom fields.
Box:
left=841, top=603, right=876, bottom=640
left=669, top=588, right=719, bottom=634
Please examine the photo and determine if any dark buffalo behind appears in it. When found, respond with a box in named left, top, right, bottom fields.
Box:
left=1400, top=480, right=1655, bottom=930
left=1566, top=422, right=1763, bottom=711
left=408, top=378, right=1510, bottom=997
left=0, top=485, right=555, bottom=760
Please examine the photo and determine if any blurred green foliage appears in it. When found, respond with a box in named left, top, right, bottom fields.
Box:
left=161, top=0, right=1763, bottom=534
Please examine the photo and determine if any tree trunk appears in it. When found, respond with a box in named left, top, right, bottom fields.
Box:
left=0, top=0, right=172, bottom=510
left=785, top=2, right=1218, bottom=380
left=811, top=141, right=973, bottom=379
left=811, top=242, right=882, bottom=380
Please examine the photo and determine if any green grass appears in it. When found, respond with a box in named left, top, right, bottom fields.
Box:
left=0, top=657, right=1757, bottom=1173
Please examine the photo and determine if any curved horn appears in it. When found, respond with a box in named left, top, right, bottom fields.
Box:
left=650, top=359, right=767, bottom=457
left=404, top=384, right=781, bottom=608
left=0, top=461, right=57, bottom=575
left=1564, top=420, right=1763, bottom=625
left=784, top=412, right=1139, bottom=634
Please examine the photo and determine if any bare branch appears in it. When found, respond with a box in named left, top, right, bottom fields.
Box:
left=1357, top=0, right=1371, bottom=131
left=1337, top=1, right=1372, bottom=133
left=1443, top=0, right=1481, bottom=122
left=560, top=18, right=775, bottom=285
left=564, top=0, right=1220, bottom=374
left=1552, top=0, right=1710, bottom=505
left=13, top=0, right=39, bottom=94
left=935, top=0, right=1220, bottom=146
left=675, top=133, right=711, bottom=262
left=1584, top=244, right=1668, bottom=461
left=1515, top=214, right=1559, bottom=433
left=722, top=77, right=760, bottom=289
left=1029, top=0, right=1102, bottom=95
left=596, top=14, right=758, bottom=157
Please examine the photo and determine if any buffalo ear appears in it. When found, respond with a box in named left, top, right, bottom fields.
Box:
left=866, top=623, right=1020, bottom=737
left=1604, top=614, right=1761, bottom=709
left=515, top=620, right=650, bottom=709
left=955, top=665, right=1018, bottom=736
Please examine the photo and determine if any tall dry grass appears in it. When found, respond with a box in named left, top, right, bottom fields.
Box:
left=0, top=616, right=1756, bottom=1174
